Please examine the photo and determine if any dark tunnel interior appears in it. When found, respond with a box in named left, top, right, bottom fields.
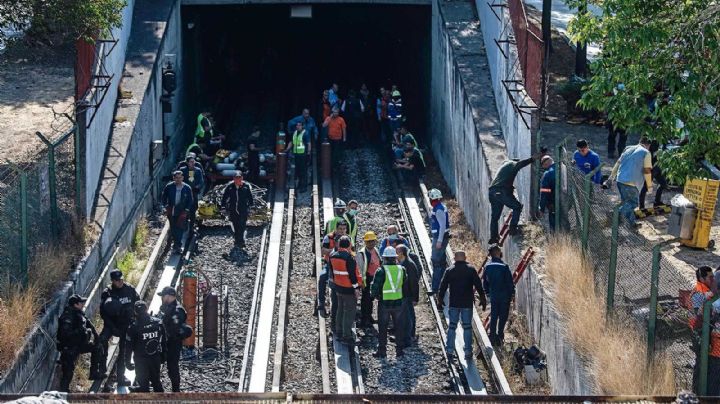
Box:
left=182, top=4, right=431, bottom=147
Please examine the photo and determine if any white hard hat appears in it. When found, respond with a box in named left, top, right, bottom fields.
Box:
left=428, top=188, right=442, bottom=200
left=382, top=246, right=398, bottom=258
left=334, top=199, right=347, bottom=209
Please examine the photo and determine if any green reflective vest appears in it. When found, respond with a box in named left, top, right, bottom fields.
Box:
left=195, top=113, right=212, bottom=141
left=382, top=265, right=404, bottom=301
left=292, top=130, right=306, bottom=154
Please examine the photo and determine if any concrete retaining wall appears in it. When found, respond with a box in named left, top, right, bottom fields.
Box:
left=506, top=239, right=595, bottom=394
left=0, top=0, right=185, bottom=393
left=84, top=0, right=136, bottom=217
left=474, top=0, right=534, bottom=210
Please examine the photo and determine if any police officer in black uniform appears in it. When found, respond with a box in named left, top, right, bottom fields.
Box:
left=125, top=301, right=166, bottom=392
left=56, top=294, right=98, bottom=391
left=157, top=286, right=189, bottom=392
left=99, top=269, right=140, bottom=387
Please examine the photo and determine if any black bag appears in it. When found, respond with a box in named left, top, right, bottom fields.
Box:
left=178, top=324, right=193, bottom=339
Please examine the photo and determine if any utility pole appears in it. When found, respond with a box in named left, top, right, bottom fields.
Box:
left=540, top=0, right=552, bottom=113
left=574, top=0, right=588, bottom=77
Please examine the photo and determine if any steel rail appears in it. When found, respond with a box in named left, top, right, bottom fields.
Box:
left=312, top=151, right=333, bottom=394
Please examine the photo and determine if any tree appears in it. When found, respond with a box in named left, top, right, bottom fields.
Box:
left=0, top=0, right=126, bottom=46
left=566, top=0, right=720, bottom=183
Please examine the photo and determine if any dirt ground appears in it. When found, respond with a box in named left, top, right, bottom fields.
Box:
left=0, top=41, right=75, bottom=163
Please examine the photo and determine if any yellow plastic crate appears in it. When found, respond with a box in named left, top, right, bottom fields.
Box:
left=680, top=178, right=719, bottom=249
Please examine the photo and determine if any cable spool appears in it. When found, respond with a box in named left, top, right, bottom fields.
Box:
left=182, top=271, right=198, bottom=348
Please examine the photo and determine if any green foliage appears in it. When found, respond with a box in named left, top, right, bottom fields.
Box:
left=566, top=0, right=720, bottom=180
left=116, top=251, right=136, bottom=278
left=0, top=0, right=126, bottom=45
left=132, top=219, right=149, bottom=251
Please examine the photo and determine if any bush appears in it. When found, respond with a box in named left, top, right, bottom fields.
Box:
left=0, top=0, right=127, bottom=45
left=0, top=286, right=40, bottom=367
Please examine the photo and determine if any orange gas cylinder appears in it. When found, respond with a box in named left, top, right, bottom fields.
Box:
left=182, top=271, right=198, bottom=347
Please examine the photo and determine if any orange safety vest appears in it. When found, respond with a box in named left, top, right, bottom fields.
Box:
left=329, top=249, right=362, bottom=288
left=689, top=282, right=713, bottom=330
left=364, top=247, right=381, bottom=277
left=711, top=328, right=720, bottom=358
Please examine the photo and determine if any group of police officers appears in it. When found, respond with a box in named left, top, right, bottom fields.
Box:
left=56, top=269, right=190, bottom=392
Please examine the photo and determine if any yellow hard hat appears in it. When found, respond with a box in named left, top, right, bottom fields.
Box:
left=363, top=231, right=378, bottom=241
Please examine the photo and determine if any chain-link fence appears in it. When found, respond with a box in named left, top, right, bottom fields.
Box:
left=541, top=142, right=697, bottom=390
left=0, top=120, right=78, bottom=294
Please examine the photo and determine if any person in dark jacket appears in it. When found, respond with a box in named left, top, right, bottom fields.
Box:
left=161, top=170, right=194, bottom=253
left=221, top=171, right=253, bottom=247
left=246, top=127, right=261, bottom=182
left=482, top=245, right=515, bottom=346
left=439, top=251, right=487, bottom=360
left=397, top=245, right=420, bottom=347
left=638, top=140, right=669, bottom=209
left=157, top=286, right=189, bottom=392
left=488, top=152, right=544, bottom=244
left=179, top=154, right=205, bottom=228
left=56, top=294, right=98, bottom=392
left=341, top=89, right=365, bottom=146
left=370, top=246, right=408, bottom=358
left=125, top=301, right=166, bottom=392
left=99, top=269, right=140, bottom=387
left=537, top=156, right=557, bottom=231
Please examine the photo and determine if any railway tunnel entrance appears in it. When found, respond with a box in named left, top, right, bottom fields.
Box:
left=182, top=4, right=431, bottom=145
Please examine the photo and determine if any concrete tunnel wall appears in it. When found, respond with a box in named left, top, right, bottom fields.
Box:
left=431, top=0, right=593, bottom=394
left=84, top=0, right=136, bottom=218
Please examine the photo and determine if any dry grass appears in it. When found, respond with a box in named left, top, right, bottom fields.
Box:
left=543, top=235, right=675, bottom=394
left=0, top=286, right=41, bottom=367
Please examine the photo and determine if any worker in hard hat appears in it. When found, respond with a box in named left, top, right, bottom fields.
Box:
left=370, top=246, right=408, bottom=359
left=318, top=220, right=349, bottom=323
left=329, top=236, right=363, bottom=345
left=537, top=156, right=557, bottom=231
left=326, top=198, right=347, bottom=234
left=357, top=231, right=381, bottom=327
left=388, top=90, right=403, bottom=135
left=427, top=188, right=450, bottom=295
left=379, top=224, right=409, bottom=256
left=396, top=244, right=420, bottom=347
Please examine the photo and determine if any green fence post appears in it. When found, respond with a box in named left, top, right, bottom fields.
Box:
left=554, top=144, right=562, bottom=231
left=606, top=203, right=621, bottom=316
left=581, top=164, right=603, bottom=251
left=36, top=132, right=58, bottom=235
left=699, top=295, right=718, bottom=395
left=19, top=171, right=28, bottom=287
left=647, top=243, right=663, bottom=364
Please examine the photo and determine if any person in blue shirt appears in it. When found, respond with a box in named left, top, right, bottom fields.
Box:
left=538, top=156, right=557, bottom=231
left=573, top=139, right=602, bottom=184
left=482, top=245, right=514, bottom=346
left=287, top=108, right=318, bottom=143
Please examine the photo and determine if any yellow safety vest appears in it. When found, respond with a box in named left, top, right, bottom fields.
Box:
left=382, top=265, right=404, bottom=301
left=292, top=130, right=306, bottom=154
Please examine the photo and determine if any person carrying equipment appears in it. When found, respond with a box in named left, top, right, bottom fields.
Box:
left=125, top=301, right=166, bottom=392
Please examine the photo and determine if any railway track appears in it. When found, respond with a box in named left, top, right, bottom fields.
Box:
left=75, top=146, right=509, bottom=396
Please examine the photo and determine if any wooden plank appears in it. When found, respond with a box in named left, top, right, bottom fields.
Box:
left=248, top=195, right=286, bottom=392
left=272, top=189, right=295, bottom=391
left=417, top=182, right=513, bottom=395
left=404, top=195, right=487, bottom=395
